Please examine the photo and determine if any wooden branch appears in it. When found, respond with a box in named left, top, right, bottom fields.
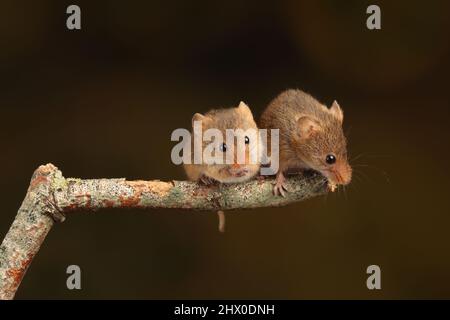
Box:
left=0, top=163, right=328, bottom=299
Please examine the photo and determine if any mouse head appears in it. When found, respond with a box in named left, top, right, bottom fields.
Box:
left=191, top=102, right=262, bottom=183
left=293, top=100, right=352, bottom=186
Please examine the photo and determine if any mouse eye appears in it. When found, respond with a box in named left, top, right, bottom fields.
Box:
left=244, top=136, right=250, bottom=144
left=219, top=143, right=227, bottom=152
left=325, top=154, right=336, bottom=164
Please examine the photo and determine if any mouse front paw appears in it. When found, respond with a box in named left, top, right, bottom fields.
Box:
left=273, top=172, right=289, bottom=197
left=200, top=175, right=216, bottom=186
left=256, top=175, right=267, bottom=182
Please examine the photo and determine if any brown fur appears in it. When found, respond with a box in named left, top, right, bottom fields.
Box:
left=259, top=89, right=352, bottom=186
left=184, top=102, right=261, bottom=183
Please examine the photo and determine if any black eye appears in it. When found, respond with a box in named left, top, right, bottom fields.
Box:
left=244, top=136, right=250, bottom=144
left=325, top=154, right=336, bottom=164
left=219, top=143, right=227, bottom=152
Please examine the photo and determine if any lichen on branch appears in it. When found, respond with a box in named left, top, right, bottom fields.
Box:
left=0, top=163, right=327, bottom=299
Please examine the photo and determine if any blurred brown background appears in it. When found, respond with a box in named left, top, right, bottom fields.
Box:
left=1, top=0, right=450, bottom=299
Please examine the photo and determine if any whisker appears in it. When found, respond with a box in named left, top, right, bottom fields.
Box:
left=351, top=174, right=363, bottom=184
left=352, top=169, right=373, bottom=184
left=352, top=164, right=390, bottom=184
left=350, top=153, right=392, bottom=163
left=350, top=153, right=366, bottom=163
left=322, top=189, right=329, bottom=205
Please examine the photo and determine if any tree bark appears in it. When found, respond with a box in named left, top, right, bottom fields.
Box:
left=0, top=163, right=327, bottom=299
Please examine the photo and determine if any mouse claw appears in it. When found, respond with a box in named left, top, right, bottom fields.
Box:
left=273, top=185, right=286, bottom=198
left=273, top=183, right=288, bottom=197
left=273, top=184, right=279, bottom=196
left=273, top=172, right=288, bottom=197
left=200, top=175, right=215, bottom=186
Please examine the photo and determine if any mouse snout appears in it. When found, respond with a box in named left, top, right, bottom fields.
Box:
left=334, top=163, right=352, bottom=185
left=325, top=162, right=352, bottom=186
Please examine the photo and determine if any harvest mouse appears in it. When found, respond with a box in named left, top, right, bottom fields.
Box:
left=259, top=89, right=352, bottom=196
left=184, top=101, right=262, bottom=185
left=184, top=102, right=262, bottom=232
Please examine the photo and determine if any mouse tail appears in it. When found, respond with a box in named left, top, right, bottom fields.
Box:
left=217, top=210, right=226, bottom=233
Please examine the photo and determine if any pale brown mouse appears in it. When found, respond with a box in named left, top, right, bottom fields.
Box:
left=259, top=89, right=352, bottom=196
left=184, top=101, right=262, bottom=185
left=184, top=102, right=262, bottom=233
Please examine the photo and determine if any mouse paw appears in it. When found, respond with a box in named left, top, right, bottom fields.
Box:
left=273, top=172, right=289, bottom=197
left=327, top=181, right=337, bottom=192
left=200, top=175, right=216, bottom=186
left=256, top=175, right=266, bottom=182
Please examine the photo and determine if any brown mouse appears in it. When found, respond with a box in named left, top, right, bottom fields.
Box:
left=259, top=89, right=352, bottom=196
left=183, top=102, right=262, bottom=233
left=184, top=101, right=261, bottom=185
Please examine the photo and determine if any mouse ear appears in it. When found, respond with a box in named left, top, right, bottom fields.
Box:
left=237, top=101, right=253, bottom=118
left=297, top=116, right=321, bottom=140
left=329, top=100, right=344, bottom=123
left=192, top=113, right=210, bottom=128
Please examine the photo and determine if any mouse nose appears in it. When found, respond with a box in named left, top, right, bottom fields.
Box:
left=336, top=163, right=352, bottom=185
left=327, top=163, right=352, bottom=186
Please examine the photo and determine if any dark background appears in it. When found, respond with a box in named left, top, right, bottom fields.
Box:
left=1, top=0, right=449, bottom=299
